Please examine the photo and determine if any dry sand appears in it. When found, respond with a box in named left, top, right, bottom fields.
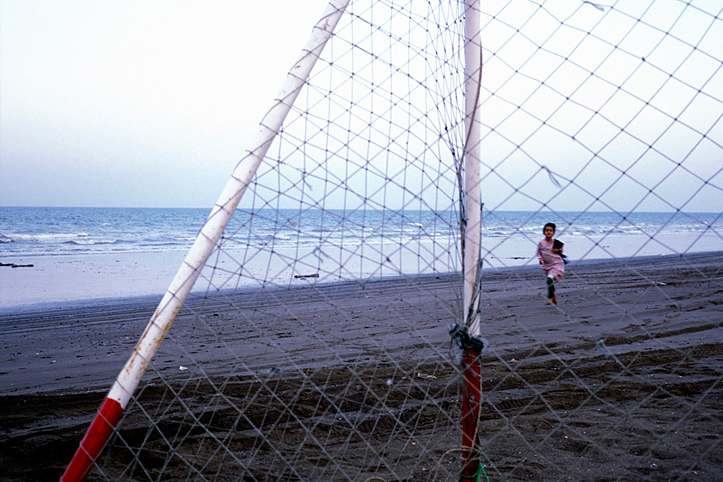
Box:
left=0, top=252, right=721, bottom=481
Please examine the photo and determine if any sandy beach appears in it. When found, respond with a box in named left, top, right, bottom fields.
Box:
left=0, top=252, right=721, bottom=481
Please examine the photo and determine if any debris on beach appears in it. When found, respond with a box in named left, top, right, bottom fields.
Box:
left=1, top=262, right=34, bottom=268
left=416, top=372, right=437, bottom=379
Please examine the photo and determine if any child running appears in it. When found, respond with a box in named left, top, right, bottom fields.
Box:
left=537, top=222, right=565, bottom=305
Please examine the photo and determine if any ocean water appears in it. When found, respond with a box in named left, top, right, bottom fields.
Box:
left=0, top=207, right=720, bottom=261
left=0, top=207, right=458, bottom=257
left=1, top=207, right=720, bottom=308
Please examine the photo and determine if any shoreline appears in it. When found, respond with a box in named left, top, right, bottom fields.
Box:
left=2, top=249, right=721, bottom=316
left=2, top=232, right=721, bottom=312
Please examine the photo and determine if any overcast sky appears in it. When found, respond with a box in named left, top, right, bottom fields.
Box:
left=1, top=0, right=721, bottom=212
left=0, top=0, right=328, bottom=208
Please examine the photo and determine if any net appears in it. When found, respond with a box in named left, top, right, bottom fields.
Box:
left=68, top=0, right=722, bottom=480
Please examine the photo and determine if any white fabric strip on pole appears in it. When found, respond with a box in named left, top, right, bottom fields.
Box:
left=61, top=1, right=350, bottom=481
left=463, top=0, right=483, bottom=338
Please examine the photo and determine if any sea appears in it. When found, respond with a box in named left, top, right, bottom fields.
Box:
left=1, top=206, right=720, bottom=309
left=1, top=206, right=721, bottom=261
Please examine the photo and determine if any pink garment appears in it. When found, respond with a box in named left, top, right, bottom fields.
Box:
left=537, top=238, right=565, bottom=282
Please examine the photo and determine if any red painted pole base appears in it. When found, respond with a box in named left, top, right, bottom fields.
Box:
left=461, top=348, right=482, bottom=481
left=61, top=397, right=124, bottom=482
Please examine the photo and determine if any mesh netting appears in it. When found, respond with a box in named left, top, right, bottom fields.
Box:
left=81, top=0, right=721, bottom=480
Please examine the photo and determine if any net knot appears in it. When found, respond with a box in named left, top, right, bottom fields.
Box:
left=449, top=324, right=485, bottom=353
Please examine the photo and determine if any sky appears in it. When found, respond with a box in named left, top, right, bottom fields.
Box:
left=1, top=0, right=721, bottom=212
left=0, top=0, right=328, bottom=208
left=473, top=0, right=723, bottom=213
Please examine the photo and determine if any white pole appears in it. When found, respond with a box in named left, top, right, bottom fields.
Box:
left=460, top=5, right=484, bottom=478
left=463, top=0, right=483, bottom=338
left=61, top=1, right=350, bottom=480
left=109, top=0, right=349, bottom=409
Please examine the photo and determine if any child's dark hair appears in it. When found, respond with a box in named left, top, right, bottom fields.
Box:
left=543, top=222, right=556, bottom=233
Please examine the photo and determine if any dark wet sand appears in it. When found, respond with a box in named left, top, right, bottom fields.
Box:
left=1, top=253, right=721, bottom=481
